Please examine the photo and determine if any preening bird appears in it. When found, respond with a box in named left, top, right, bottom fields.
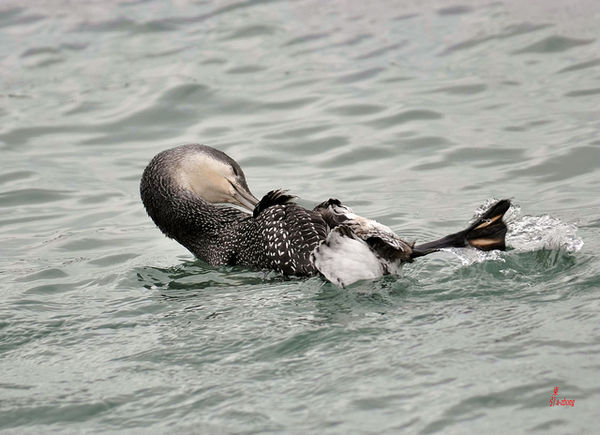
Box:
left=140, top=144, right=510, bottom=287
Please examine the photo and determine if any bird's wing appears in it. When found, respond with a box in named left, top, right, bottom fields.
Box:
left=313, top=198, right=413, bottom=261
left=249, top=192, right=328, bottom=276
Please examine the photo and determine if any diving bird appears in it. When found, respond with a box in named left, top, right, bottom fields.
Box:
left=140, top=144, right=510, bottom=287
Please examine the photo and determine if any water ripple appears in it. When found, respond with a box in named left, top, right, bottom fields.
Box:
left=428, top=83, right=487, bottom=95
left=557, top=58, right=600, bottom=73
left=564, top=87, right=600, bottom=98
left=507, top=145, right=600, bottom=182
left=0, top=188, right=72, bottom=206
left=513, top=35, right=595, bottom=54
left=327, top=103, right=385, bottom=116
left=437, top=5, right=473, bottom=16
left=367, top=110, right=443, bottom=128
left=0, top=7, right=44, bottom=28
left=1, top=0, right=599, bottom=433
left=440, top=22, right=552, bottom=55
left=222, top=24, right=276, bottom=40
left=283, top=33, right=329, bottom=47
left=355, top=41, right=408, bottom=60
left=334, top=67, right=384, bottom=84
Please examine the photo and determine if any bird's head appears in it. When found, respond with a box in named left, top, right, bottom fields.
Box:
left=167, top=144, right=259, bottom=212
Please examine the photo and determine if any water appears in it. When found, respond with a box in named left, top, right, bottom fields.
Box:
left=1, top=0, right=599, bottom=432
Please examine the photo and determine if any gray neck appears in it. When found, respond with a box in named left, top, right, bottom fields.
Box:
left=140, top=152, right=246, bottom=265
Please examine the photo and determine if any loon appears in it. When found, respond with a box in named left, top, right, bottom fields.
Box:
left=140, top=144, right=510, bottom=287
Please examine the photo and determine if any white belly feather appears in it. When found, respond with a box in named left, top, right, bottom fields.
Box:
left=310, top=229, right=383, bottom=287
left=310, top=199, right=411, bottom=288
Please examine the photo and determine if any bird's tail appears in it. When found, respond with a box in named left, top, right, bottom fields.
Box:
left=410, top=199, right=511, bottom=259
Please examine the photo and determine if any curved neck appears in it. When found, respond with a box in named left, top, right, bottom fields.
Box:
left=140, top=166, right=246, bottom=264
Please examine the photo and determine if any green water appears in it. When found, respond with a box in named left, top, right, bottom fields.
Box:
left=1, top=0, right=599, bottom=433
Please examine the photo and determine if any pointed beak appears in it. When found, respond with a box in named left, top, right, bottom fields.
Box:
left=232, top=183, right=259, bottom=212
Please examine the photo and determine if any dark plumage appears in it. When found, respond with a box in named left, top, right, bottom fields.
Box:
left=140, top=144, right=511, bottom=287
left=140, top=145, right=328, bottom=276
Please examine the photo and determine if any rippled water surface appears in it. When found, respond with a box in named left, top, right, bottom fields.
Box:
left=2, top=0, right=600, bottom=433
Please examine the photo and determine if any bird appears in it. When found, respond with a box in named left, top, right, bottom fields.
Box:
left=140, top=144, right=510, bottom=287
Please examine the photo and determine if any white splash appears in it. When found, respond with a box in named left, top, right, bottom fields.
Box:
left=442, top=246, right=506, bottom=266
left=445, top=199, right=584, bottom=266
left=504, top=204, right=584, bottom=253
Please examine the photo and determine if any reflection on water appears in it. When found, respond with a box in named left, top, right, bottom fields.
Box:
left=1, top=0, right=600, bottom=433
